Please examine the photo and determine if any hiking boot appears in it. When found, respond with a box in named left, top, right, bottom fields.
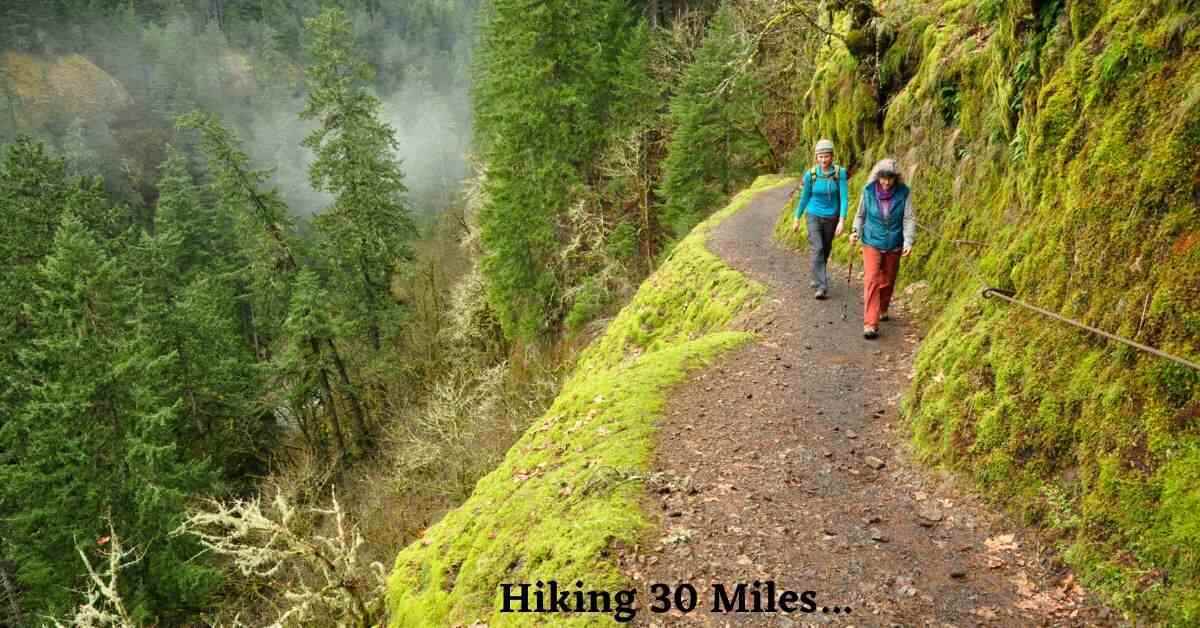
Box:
left=814, top=288, right=827, bottom=300
left=880, top=311, right=890, bottom=321
left=863, top=325, right=878, bottom=339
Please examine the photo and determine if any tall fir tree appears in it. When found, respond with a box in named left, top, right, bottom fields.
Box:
left=301, top=7, right=416, bottom=353
left=0, top=213, right=219, bottom=622
left=179, top=111, right=299, bottom=361
left=181, top=111, right=368, bottom=455
left=658, top=3, right=769, bottom=237
left=277, top=270, right=357, bottom=455
left=129, top=147, right=271, bottom=478
left=472, top=0, right=636, bottom=340
left=0, top=138, right=115, bottom=467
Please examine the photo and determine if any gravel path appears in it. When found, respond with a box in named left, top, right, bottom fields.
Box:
left=618, top=182, right=1118, bottom=627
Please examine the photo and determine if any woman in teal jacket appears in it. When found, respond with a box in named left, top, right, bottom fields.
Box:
left=850, top=158, right=916, bottom=339
left=791, top=139, right=848, bottom=299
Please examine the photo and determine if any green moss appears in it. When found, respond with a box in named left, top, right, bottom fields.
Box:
left=879, top=15, right=932, bottom=95
left=1069, top=0, right=1102, bottom=41
left=564, top=278, right=608, bottom=331
left=385, top=177, right=793, bottom=626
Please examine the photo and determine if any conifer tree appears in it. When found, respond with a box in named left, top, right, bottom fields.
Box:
left=179, top=111, right=299, bottom=359
left=472, top=0, right=636, bottom=340
left=278, top=270, right=357, bottom=454
left=180, top=112, right=368, bottom=454
left=130, top=147, right=270, bottom=476
left=301, top=7, right=415, bottom=352
left=153, top=146, right=231, bottom=276
left=0, top=138, right=114, bottom=449
left=658, top=3, right=769, bottom=237
left=0, top=213, right=218, bottom=621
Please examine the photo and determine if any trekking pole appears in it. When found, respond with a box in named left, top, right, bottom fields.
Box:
left=843, top=237, right=855, bottom=321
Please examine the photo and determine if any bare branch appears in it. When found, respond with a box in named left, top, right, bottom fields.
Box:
left=48, top=523, right=143, bottom=628
left=715, top=0, right=848, bottom=98
left=173, top=488, right=387, bottom=628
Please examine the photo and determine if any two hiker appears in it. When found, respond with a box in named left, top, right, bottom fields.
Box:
left=791, top=141, right=915, bottom=339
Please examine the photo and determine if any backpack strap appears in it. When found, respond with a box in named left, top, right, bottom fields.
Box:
left=811, top=165, right=843, bottom=208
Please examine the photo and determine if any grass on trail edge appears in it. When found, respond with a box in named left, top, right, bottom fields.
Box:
left=385, top=175, right=794, bottom=627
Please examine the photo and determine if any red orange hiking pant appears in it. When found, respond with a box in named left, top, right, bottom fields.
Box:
left=862, top=245, right=902, bottom=327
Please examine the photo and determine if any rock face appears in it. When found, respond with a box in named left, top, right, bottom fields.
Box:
left=1, top=52, right=133, bottom=129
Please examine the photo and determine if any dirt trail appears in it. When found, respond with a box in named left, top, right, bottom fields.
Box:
left=619, top=183, right=1119, bottom=627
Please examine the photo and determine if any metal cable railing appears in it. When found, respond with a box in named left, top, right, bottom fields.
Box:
left=915, top=219, right=1199, bottom=373
left=981, top=287, right=1200, bottom=372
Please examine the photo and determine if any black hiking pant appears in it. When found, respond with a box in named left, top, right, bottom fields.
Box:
left=807, top=214, right=840, bottom=291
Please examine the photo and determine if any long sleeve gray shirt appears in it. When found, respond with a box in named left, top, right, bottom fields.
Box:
left=852, top=188, right=917, bottom=250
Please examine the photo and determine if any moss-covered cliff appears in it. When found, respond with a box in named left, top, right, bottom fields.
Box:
left=385, top=176, right=791, bottom=626
left=780, top=0, right=1199, bottom=620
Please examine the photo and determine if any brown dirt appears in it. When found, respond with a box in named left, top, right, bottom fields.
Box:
left=618, top=184, right=1121, bottom=627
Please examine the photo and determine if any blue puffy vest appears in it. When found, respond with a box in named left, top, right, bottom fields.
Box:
left=860, top=182, right=909, bottom=251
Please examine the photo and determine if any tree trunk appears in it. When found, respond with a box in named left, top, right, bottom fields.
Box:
left=210, top=0, right=226, bottom=30
left=310, top=337, right=347, bottom=454
left=326, top=338, right=369, bottom=444
left=358, top=252, right=382, bottom=351
left=0, top=555, right=24, bottom=627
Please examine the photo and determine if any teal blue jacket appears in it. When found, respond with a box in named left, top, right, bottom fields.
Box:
left=794, top=165, right=848, bottom=219
left=853, top=181, right=915, bottom=251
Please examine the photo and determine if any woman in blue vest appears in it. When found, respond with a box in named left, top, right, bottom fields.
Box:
left=791, top=139, right=848, bottom=299
left=850, top=158, right=916, bottom=339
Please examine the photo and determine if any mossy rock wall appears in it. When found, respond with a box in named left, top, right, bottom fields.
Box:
left=385, top=176, right=793, bottom=626
left=787, top=0, right=1200, bottom=621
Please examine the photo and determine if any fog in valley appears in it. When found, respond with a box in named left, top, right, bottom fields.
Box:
left=0, top=1, right=478, bottom=219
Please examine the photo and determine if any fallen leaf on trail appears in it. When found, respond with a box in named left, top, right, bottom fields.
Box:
left=1012, top=571, right=1037, bottom=597
left=663, top=527, right=695, bottom=544
left=985, top=533, right=1018, bottom=552
left=1058, top=573, right=1084, bottom=598
left=1016, top=598, right=1042, bottom=611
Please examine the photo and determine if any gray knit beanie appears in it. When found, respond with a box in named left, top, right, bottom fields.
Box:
left=815, top=139, right=835, bottom=155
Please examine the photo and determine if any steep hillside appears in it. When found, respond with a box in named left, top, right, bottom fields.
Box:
left=385, top=176, right=791, bottom=626
left=776, top=0, right=1200, bottom=620
left=0, top=52, right=132, bottom=129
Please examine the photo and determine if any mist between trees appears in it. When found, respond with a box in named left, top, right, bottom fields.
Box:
left=0, top=0, right=476, bottom=218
